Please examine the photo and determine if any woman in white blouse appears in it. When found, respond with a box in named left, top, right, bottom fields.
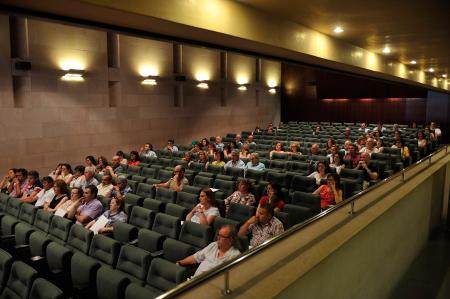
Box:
left=186, top=188, right=220, bottom=226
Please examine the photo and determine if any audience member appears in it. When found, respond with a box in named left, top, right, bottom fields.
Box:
left=375, top=139, right=385, bottom=153
left=55, top=187, right=83, bottom=219
left=308, top=161, right=329, bottom=186
left=224, top=179, right=255, bottom=213
left=359, top=138, right=379, bottom=155
left=74, top=185, right=103, bottom=226
left=86, top=197, right=127, bottom=234
left=104, top=156, right=125, bottom=179
left=70, top=165, right=85, bottom=188
left=200, top=138, right=210, bottom=150
left=80, top=166, right=99, bottom=189
left=245, top=135, right=256, bottom=146
left=85, top=156, right=97, bottom=167
left=97, top=174, right=114, bottom=197
left=258, top=183, right=285, bottom=212
left=325, top=138, right=336, bottom=153
left=392, top=140, right=410, bottom=166
left=116, top=150, right=128, bottom=165
left=49, top=163, right=63, bottom=180
left=214, top=136, right=225, bottom=152
left=139, top=142, right=157, bottom=159
left=206, top=143, right=217, bottom=156
left=270, top=142, right=285, bottom=159
left=223, top=142, right=238, bottom=158
left=186, top=188, right=220, bottom=226
left=344, top=127, right=352, bottom=139
left=245, top=153, right=266, bottom=171
left=57, top=164, right=73, bottom=185
left=127, top=151, right=141, bottom=166
left=96, top=157, right=109, bottom=174
left=8, top=168, right=28, bottom=198
left=235, top=134, right=243, bottom=148
left=310, top=143, right=320, bottom=156
left=154, top=165, right=189, bottom=192
left=313, top=173, right=343, bottom=210
left=329, top=152, right=345, bottom=175
left=239, top=144, right=251, bottom=159
left=288, top=143, right=301, bottom=156
left=20, top=170, right=42, bottom=201
left=207, top=151, right=225, bottom=168
left=224, top=150, right=245, bottom=169
left=33, top=176, right=55, bottom=207
left=176, top=225, right=240, bottom=278
left=111, top=177, right=132, bottom=200
left=44, top=179, right=69, bottom=213
left=344, top=144, right=360, bottom=168
left=190, top=143, right=202, bottom=154
left=165, top=139, right=179, bottom=152
left=355, top=152, right=379, bottom=189
left=326, top=145, right=339, bottom=164
left=358, top=123, right=370, bottom=134
left=417, top=131, right=428, bottom=158
left=238, top=204, right=284, bottom=248
left=0, top=168, right=16, bottom=193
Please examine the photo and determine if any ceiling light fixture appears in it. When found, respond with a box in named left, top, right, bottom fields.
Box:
left=410, top=60, right=417, bottom=65
left=269, top=88, right=277, bottom=94
left=442, top=74, right=447, bottom=78
left=382, top=46, right=391, bottom=54
left=428, top=68, right=435, bottom=73
left=333, top=26, right=344, bottom=33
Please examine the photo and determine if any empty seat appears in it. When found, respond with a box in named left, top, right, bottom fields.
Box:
left=176, top=192, right=198, bottom=210
left=164, top=203, right=188, bottom=220
left=114, top=207, right=155, bottom=243
left=181, top=185, right=202, bottom=195
left=213, top=179, right=235, bottom=200
left=284, top=204, right=312, bottom=225
left=2, top=261, right=38, bottom=299
left=29, top=216, right=73, bottom=258
left=193, top=175, right=214, bottom=188
left=29, top=278, right=64, bottom=299
left=137, top=229, right=165, bottom=254
left=289, top=175, right=317, bottom=194
left=0, top=249, right=13, bottom=294
left=265, top=171, right=290, bottom=189
left=269, top=160, right=288, bottom=171
left=136, top=183, right=155, bottom=200
left=288, top=161, right=312, bottom=176
left=154, top=188, right=177, bottom=205
left=245, top=169, right=265, bottom=182
left=152, top=213, right=181, bottom=240
left=226, top=203, right=255, bottom=223
left=0, top=198, right=24, bottom=238
left=178, top=221, right=213, bottom=250
left=157, top=170, right=173, bottom=183
left=141, top=167, right=157, bottom=179
left=225, top=167, right=244, bottom=180
left=206, top=164, right=223, bottom=175
left=13, top=210, right=53, bottom=253
left=126, top=166, right=142, bottom=178
left=291, top=191, right=321, bottom=215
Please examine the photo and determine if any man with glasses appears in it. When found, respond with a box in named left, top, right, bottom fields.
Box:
left=176, top=225, right=240, bottom=278
left=97, top=174, right=114, bottom=197
left=224, top=150, right=245, bottom=170
left=74, top=185, right=103, bottom=226
left=238, top=204, right=284, bottom=248
left=244, top=153, right=265, bottom=172
left=153, top=165, right=188, bottom=192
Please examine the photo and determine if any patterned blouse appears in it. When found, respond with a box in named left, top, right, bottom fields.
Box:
left=247, top=217, right=284, bottom=247
left=101, top=210, right=128, bottom=227
left=224, top=191, right=256, bottom=212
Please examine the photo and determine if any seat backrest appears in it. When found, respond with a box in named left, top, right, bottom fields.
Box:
left=66, top=224, right=93, bottom=254
left=141, top=167, right=157, bottom=179
left=181, top=185, right=202, bottom=195
left=33, top=210, right=54, bottom=233
left=48, top=216, right=73, bottom=243
left=146, top=258, right=188, bottom=291
left=116, top=245, right=151, bottom=282
left=6, top=197, right=23, bottom=218
left=127, top=166, right=141, bottom=176
left=157, top=169, right=173, bottom=182
left=213, top=179, right=235, bottom=197
left=89, top=234, right=121, bottom=267
left=136, top=183, right=155, bottom=199
left=226, top=203, right=256, bottom=222
left=225, top=167, right=244, bottom=179
left=265, top=171, right=289, bottom=188
left=129, top=206, right=155, bottom=229
left=193, top=175, right=214, bottom=188
left=3, top=261, right=38, bottom=299
left=206, top=164, right=223, bottom=175
left=179, top=221, right=213, bottom=249
left=29, top=278, right=64, bottom=299
left=162, top=238, right=195, bottom=263
left=176, top=192, right=198, bottom=210
left=155, top=188, right=177, bottom=204
left=18, top=203, right=37, bottom=224
left=291, top=191, right=321, bottom=214
left=152, top=213, right=181, bottom=239
left=245, top=169, right=264, bottom=181
left=340, top=168, right=364, bottom=181
left=290, top=175, right=317, bottom=193
left=0, top=249, right=13, bottom=289
left=138, top=229, right=165, bottom=253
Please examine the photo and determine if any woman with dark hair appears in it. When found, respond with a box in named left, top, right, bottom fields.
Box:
left=258, top=182, right=285, bottom=212
left=49, top=163, right=63, bottom=180
left=313, top=173, right=343, bottom=210
left=223, top=142, right=237, bottom=158
left=224, top=179, right=256, bottom=212
left=308, top=161, right=330, bottom=186
left=207, top=151, right=225, bottom=168
left=325, top=138, right=336, bottom=153
left=200, top=138, right=210, bottom=150
left=86, top=197, right=127, bottom=234
left=186, top=188, right=220, bottom=225
left=116, top=150, right=128, bottom=165
left=375, top=139, right=385, bottom=153
left=85, top=156, right=97, bottom=167
left=128, top=151, right=141, bottom=166
left=57, top=163, right=73, bottom=185
left=270, top=142, right=285, bottom=159
left=329, top=152, right=345, bottom=175
left=417, top=131, right=427, bottom=158
left=44, top=179, right=69, bottom=213
left=206, top=143, right=217, bottom=157
left=392, top=139, right=410, bottom=166
left=197, top=151, right=209, bottom=165
left=96, top=156, right=109, bottom=173
left=239, top=144, right=251, bottom=159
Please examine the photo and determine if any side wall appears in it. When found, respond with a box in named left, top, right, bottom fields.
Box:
left=0, top=15, right=280, bottom=175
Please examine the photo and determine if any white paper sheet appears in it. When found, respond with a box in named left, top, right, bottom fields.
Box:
left=55, top=208, right=66, bottom=217
left=89, top=215, right=109, bottom=234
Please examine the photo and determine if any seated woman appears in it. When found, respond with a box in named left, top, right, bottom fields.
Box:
left=375, top=139, right=385, bottom=153
left=190, top=143, right=202, bottom=154
left=224, top=179, right=255, bottom=213
left=239, top=144, right=251, bottom=159
left=258, top=183, right=285, bottom=212
left=206, top=143, right=217, bottom=157
left=86, top=197, right=127, bottom=234
left=288, top=143, right=302, bottom=156
left=96, top=156, right=109, bottom=174
left=197, top=151, right=209, bottom=165
left=128, top=151, right=141, bottom=166
left=54, top=187, right=83, bottom=219
left=49, top=163, right=63, bottom=180
left=269, top=142, right=285, bottom=159
left=417, top=131, right=428, bottom=158
left=200, top=138, right=210, bottom=150
left=325, top=138, right=336, bottom=154
left=308, top=161, right=330, bottom=186
left=56, top=164, right=73, bottom=185
left=44, top=179, right=69, bottom=213
left=329, top=152, right=345, bottom=175
left=313, top=173, right=343, bottom=210
left=85, top=156, right=97, bottom=167
left=223, top=142, right=237, bottom=159
left=392, top=140, right=411, bottom=166
left=186, top=188, right=220, bottom=226
left=207, top=151, right=225, bottom=168
left=0, top=168, right=16, bottom=193
left=116, top=150, right=128, bottom=165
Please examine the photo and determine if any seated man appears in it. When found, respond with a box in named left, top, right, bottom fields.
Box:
left=154, top=165, right=189, bottom=192
left=176, top=225, right=240, bottom=278
left=97, top=174, right=114, bottom=197
left=359, top=138, right=379, bottom=156
left=215, top=136, right=225, bottom=152
left=8, top=168, right=28, bottom=198
left=111, top=177, right=132, bottom=200
left=245, top=135, right=256, bottom=146
left=20, top=170, right=43, bottom=201
left=165, top=139, right=179, bottom=152
left=80, top=166, right=99, bottom=189
left=139, top=142, right=157, bottom=159
left=354, top=152, right=379, bottom=189
left=224, top=150, right=245, bottom=169
left=70, top=165, right=85, bottom=188
left=238, top=204, right=284, bottom=248
left=309, top=143, right=320, bottom=156
left=234, top=134, right=243, bottom=148
left=344, top=144, right=360, bottom=168
left=74, top=185, right=104, bottom=226
left=104, top=156, right=125, bottom=179
left=245, top=153, right=265, bottom=171
left=25, top=176, right=55, bottom=207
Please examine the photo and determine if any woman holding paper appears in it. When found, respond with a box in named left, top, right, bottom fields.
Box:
left=54, top=187, right=83, bottom=219
left=86, top=197, right=127, bottom=234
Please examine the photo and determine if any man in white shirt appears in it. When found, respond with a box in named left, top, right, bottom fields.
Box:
left=224, top=150, right=245, bottom=169
left=33, top=176, right=56, bottom=207
left=80, top=166, right=99, bottom=190
left=97, top=174, right=114, bottom=197
left=176, top=225, right=240, bottom=277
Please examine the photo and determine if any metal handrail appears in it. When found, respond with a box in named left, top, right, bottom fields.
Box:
left=158, top=144, right=449, bottom=298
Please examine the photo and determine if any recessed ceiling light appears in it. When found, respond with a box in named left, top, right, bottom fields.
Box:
left=410, top=60, right=417, bottom=64
left=442, top=74, right=447, bottom=78
left=382, top=46, right=391, bottom=54
left=333, top=26, right=344, bottom=33
left=428, top=68, right=435, bottom=72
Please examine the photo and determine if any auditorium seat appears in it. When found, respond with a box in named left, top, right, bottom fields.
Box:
left=226, top=203, right=256, bottom=223
left=213, top=179, right=236, bottom=200
left=1, top=261, right=38, bottom=299
left=291, top=191, right=321, bottom=215
left=126, top=166, right=142, bottom=178
left=123, top=193, right=144, bottom=215
left=0, top=199, right=24, bottom=239
left=178, top=221, right=212, bottom=251
left=28, top=278, right=64, bottom=299
left=151, top=213, right=181, bottom=240
left=114, top=207, right=155, bottom=244
left=289, top=175, right=317, bottom=194
left=193, top=175, right=214, bottom=188
left=206, top=164, right=223, bottom=175
left=0, top=249, right=13, bottom=294
left=181, top=185, right=202, bottom=196
left=225, top=167, right=244, bottom=180
left=136, top=228, right=165, bottom=254
left=141, top=167, right=157, bottom=180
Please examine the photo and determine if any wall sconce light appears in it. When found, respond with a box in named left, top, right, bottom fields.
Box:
left=238, top=84, right=248, bottom=91
left=141, top=76, right=159, bottom=85
left=61, top=69, right=85, bottom=82
left=268, top=87, right=278, bottom=94
left=197, top=81, right=209, bottom=89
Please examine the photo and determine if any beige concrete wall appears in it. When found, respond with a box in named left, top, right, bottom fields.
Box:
left=0, top=16, right=280, bottom=176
